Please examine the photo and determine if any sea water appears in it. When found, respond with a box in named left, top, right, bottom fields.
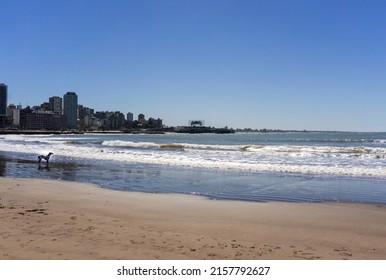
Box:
left=1, top=132, right=386, bottom=204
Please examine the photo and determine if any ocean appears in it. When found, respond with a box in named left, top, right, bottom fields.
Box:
left=1, top=131, right=386, bottom=204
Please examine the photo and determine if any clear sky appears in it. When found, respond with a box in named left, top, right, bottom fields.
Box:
left=1, top=0, right=385, bottom=131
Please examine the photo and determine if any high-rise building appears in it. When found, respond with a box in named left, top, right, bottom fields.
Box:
left=0, top=83, right=7, bottom=116
left=49, top=96, right=62, bottom=114
left=127, top=112, right=133, bottom=122
left=63, top=92, right=78, bottom=129
left=20, top=110, right=67, bottom=130
left=138, top=114, right=145, bottom=123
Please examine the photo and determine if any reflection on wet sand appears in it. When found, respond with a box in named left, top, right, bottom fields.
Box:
left=0, top=154, right=86, bottom=181
left=0, top=153, right=162, bottom=191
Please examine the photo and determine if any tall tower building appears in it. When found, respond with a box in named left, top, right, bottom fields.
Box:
left=63, top=92, right=78, bottom=129
left=0, top=83, right=7, bottom=116
left=127, top=112, right=133, bottom=122
left=138, top=114, right=145, bottom=123
left=49, top=96, right=62, bottom=114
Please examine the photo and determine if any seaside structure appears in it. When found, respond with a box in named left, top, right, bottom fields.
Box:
left=49, top=96, right=62, bottom=114
left=19, top=109, right=67, bottom=130
left=148, top=117, right=163, bottom=128
left=189, top=120, right=204, bottom=127
left=175, top=119, right=234, bottom=134
left=109, top=111, right=126, bottom=130
left=63, top=92, right=78, bottom=129
left=7, top=104, right=21, bottom=128
left=138, top=114, right=145, bottom=123
left=77, top=105, right=95, bottom=129
left=127, top=112, right=133, bottom=122
left=0, top=83, right=7, bottom=117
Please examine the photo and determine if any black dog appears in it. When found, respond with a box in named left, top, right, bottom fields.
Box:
left=38, top=152, right=53, bottom=164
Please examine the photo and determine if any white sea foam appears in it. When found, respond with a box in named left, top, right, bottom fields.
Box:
left=101, top=140, right=241, bottom=151
left=102, top=140, right=160, bottom=149
left=1, top=134, right=386, bottom=178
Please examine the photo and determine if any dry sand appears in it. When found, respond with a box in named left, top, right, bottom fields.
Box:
left=1, top=177, right=386, bottom=260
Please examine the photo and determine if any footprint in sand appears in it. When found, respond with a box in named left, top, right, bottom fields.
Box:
left=292, top=246, right=321, bottom=260
left=334, top=247, right=353, bottom=258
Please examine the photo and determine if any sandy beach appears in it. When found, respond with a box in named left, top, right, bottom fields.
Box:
left=1, top=177, right=386, bottom=260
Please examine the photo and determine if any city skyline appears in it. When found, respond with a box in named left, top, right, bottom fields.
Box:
left=4, top=87, right=161, bottom=126
left=2, top=86, right=165, bottom=131
left=1, top=0, right=386, bottom=132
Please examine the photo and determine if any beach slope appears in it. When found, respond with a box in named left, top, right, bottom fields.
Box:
left=1, top=177, right=386, bottom=260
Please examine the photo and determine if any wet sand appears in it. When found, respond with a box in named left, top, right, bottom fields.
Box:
left=1, top=177, right=386, bottom=260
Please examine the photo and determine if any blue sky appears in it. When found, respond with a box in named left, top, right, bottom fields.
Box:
left=1, top=0, right=386, bottom=131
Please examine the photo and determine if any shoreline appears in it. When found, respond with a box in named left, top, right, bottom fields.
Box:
left=2, top=129, right=377, bottom=135
left=1, top=177, right=386, bottom=260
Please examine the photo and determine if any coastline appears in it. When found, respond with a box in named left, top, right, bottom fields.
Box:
left=1, top=177, right=386, bottom=260
left=0, top=128, right=357, bottom=135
